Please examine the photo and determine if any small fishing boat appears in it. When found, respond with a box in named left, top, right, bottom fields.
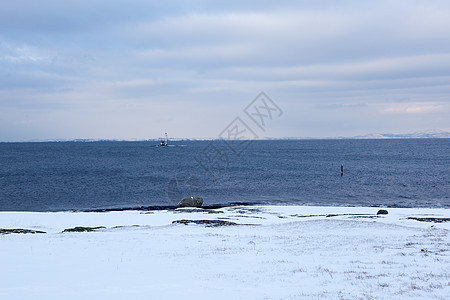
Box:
left=159, top=133, right=168, bottom=147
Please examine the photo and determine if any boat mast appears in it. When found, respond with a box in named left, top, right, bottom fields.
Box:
left=164, top=132, right=168, bottom=146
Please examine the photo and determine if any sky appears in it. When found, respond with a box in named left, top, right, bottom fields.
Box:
left=1, top=0, right=450, bottom=141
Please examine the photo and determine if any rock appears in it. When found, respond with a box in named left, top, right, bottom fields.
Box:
left=62, top=226, right=105, bottom=233
left=179, top=196, right=203, bottom=208
left=172, top=219, right=239, bottom=227
left=174, top=208, right=222, bottom=214
left=377, top=209, right=389, bottom=215
left=0, top=228, right=46, bottom=235
left=407, top=217, right=450, bottom=223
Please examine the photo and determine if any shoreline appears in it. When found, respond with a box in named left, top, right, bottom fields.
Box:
left=1, top=205, right=450, bottom=234
left=2, top=200, right=450, bottom=214
left=1, top=205, right=450, bottom=233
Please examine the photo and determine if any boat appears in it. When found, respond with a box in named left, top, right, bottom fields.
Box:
left=159, top=133, right=168, bottom=146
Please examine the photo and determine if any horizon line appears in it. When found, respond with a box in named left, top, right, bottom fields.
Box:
left=1, top=136, right=449, bottom=143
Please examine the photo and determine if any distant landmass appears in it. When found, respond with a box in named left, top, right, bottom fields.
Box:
left=3, top=130, right=450, bottom=143
left=346, top=130, right=450, bottom=139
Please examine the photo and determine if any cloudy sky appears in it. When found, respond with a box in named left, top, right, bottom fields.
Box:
left=1, top=0, right=449, bottom=141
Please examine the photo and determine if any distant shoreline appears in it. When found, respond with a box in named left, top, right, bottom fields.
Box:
left=1, top=136, right=450, bottom=143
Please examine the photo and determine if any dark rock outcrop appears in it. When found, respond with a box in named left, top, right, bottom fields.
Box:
left=0, top=228, right=46, bottom=235
left=62, top=226, right=106, bottom=233
left=377, top=209, right=389, bottom=215
left=179, top=196, right=203, bottom=208
left=407, top=217, right=450, bottom=223
left=172, top=219, right=239, bottom=227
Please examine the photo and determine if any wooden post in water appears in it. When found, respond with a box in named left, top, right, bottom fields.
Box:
left=341, top=164, right=344, bottom=176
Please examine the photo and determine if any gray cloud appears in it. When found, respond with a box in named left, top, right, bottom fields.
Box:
left=1, top=0, right=449, bottom=141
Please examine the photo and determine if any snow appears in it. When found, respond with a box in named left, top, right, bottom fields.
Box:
left=1, top=205, right=449, bottom=299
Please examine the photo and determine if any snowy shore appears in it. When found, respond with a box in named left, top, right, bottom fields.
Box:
left=1, top=205, right=449, bottom=299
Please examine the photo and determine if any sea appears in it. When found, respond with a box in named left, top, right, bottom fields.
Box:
left=0, top=139, right=449, bottom=211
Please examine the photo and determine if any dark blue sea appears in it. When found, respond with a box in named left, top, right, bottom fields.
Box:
left=0, top=139, right=449, bottom=211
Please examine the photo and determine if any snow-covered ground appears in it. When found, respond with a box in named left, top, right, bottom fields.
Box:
left=1, top=205, right=449, bottom=299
